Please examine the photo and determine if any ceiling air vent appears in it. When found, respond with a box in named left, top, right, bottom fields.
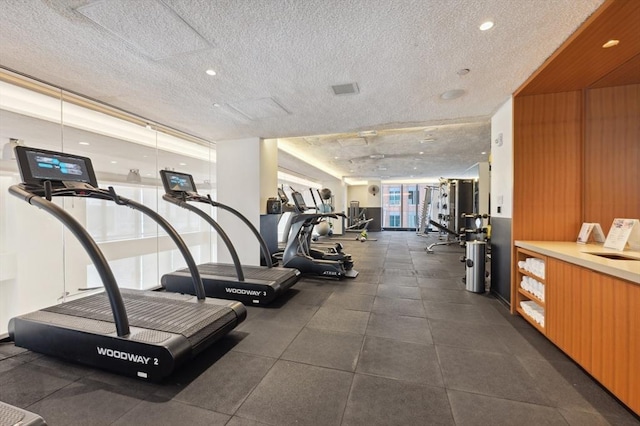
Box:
left=332, top=82, right=359, bottom=95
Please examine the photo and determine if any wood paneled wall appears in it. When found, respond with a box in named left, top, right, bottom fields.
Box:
left=584, top=84, right=640, bottom=229
left=547, top=259, right=640, bottom=414
left=512, top=91, right=583, bottom=242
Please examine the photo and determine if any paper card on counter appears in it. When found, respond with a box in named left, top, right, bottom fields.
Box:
left=604, top=219, right=639, bottom=251
left=577, top=223, right=605, bottom=244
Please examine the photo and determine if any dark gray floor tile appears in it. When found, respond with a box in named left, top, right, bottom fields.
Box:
left=225, top=416, right=272, bottom=426
left=378, top=274, right=417, bottom=284
left=248, top=303, right=318, bottom=328
left=365, top=313, right=432, bottom=344
left=423, top=301, right=485, bottom=323
left=448, top=390, right=568, bottom=426
left=417, top=277, right=465, bottom=290
left=376, top=284, right=422, bottom=300
left=559, top=408, right=640, bottom=426
left=429, top=318, right=509, bottom=354
left=342, top=374, right=454, bottom=426
left=161, top=352, right=275, bottom=415
left=331, top=281, right=378, bottom=296
left=421, top=288, right=477, bottom=304
left=0, top=343, right=30, bottom=358
left=281, top=328, right=364, bottom=371
left=283, top=288, right=332, bottom=306
left=236, top=360, right=352, bottom=426
left=357, top=336, right=443, bottom=386
left=323, top=292, right=375, bottom=311
left=493, top=324, right=570, bottom=363
left=306, top=306, right=370, bottom=334
left=231, top=321, right=302, bottom=358
left=0, top=357, right=23, bottom=374
left=112, top=399, right=230, bottom=426
left=520, top=357, right=639, bottom=420
left=0, top=361, right=79, bottom=407
left=372, top=297, right=426, bottom=317
left=27, top=375, right=155, bottom=426
left=437, top=345, right=548, bottom=405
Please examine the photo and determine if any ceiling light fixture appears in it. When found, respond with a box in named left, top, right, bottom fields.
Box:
left=479, top=21, right=494, bottom=31
left=111, top=160, right=118, bottom=164
left=78, top=141, right=90, bottom=145
left=602, top=39, right=619, bottom=48
left=358, top=130, right=377, bottom=137
left=179, top=162, right=187, bottom=166
left=213, top=103, right=221, bottom=107
left=420, top=138, right=435, bottom=143
left=481, top=151, right=487, bottom=155
left=419, top=151, right=424, bottom=155
left=205, top=69, right=216, bottom=76
left=370, top=154, right=385, bottom=159
left=440, top=89, right=466, bottom=100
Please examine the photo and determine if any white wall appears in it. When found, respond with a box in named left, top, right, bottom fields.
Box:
left=347, top=181, right=383, bottom=208
left=216, top=137, right=271, bottom=266
left=490, top=97, right=514, bottom=218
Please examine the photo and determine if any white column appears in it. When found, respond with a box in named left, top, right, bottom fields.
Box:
left=216, top=137, right=277, bottom=266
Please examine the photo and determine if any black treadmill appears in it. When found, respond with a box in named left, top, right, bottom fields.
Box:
left=7, top=147, right=246, bottom=381
left=159, top=170, right=300, bottom=306
left=0, top=402, right=46, bottom=425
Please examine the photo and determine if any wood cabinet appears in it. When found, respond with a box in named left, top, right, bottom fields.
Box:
left=514, top=248, right=546, bottom=333
left=545, top=259, right=640, bottom=415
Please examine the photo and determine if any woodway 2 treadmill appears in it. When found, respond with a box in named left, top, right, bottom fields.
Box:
left=7, top=147, right=246, bottom=381
left=159, top=170, right=300, bottom=306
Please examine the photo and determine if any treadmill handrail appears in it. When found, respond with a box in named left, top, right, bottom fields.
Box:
left=204, top=194, right=274, bottom=269
left=162, top=194, right=245, bottom=282
left=8, top=184, right=131, bottom=337
left=111, top=188, right=207, bottom=299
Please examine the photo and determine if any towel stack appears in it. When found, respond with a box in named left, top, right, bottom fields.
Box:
left=520, top=301, right=545, bottom=327
left=517, top=257, right=545, bottom=279
left=520, top=276, right=545, bottom=301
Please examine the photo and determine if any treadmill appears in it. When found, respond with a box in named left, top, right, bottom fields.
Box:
left=7, top=147, right=246, bottom=381
left=0, top=402, right=46, bottom=425
left=159, top=170, right=300, bottom=306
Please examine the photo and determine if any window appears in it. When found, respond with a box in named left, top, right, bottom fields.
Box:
left=408, top=190, right=418, bottom=205
left=389, top=214, right=400, bottom=227
left=408, top=213, right=417, bottom=228
left=389, top=188, right=401, bottom=206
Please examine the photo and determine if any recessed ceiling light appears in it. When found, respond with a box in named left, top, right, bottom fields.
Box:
left=441, top=89, right=466, bottom=100
left=111, top=160, right=117, bottom=164
left=420, top=138, right=435, bottom=143
left=213, top=103, right=221, bottom=107
left=334, top=156, right=339, bottom=159
left=479, top=21, right=494, bottom=31
left=413, top=167, right=417, bottom=170
left=370, top=154, right=385, bottom=159
left=179, top=162, right=187, bottom=166
left=481, top=151, right=487, bottom=155
left=78, top=141, right=90, bottom=146
left=378, top=167, right=387, bottom=171
left=358, top=130, right=377, bottom=137
left=205, top=69, right=216, bottom=76
left=419, top=151, right=424, bottom=155
left=146, top=173, right=152, bottom=176
left=602, top=39, right=619, bottom=48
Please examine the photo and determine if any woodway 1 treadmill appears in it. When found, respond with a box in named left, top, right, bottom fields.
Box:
left=159, top=170, right=300, bottom=306
left=7, top=147, right=246, bottom=381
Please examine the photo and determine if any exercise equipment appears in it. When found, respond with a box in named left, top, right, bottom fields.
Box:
left=159, top=170, right=300, bottom=306
left=7, top=147, right=246, bottom=381
left=0, top=402, right=46, bottom=425
left=281, top=189, right=358, bottom=278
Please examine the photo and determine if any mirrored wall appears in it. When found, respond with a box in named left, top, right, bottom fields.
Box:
left=0, top=71, right=217, bottom=335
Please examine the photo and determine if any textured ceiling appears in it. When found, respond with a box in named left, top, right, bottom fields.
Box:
left=0, top=0, right=604, bottom=181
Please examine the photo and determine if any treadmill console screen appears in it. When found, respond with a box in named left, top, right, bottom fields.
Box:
left=277, top=188, right=289, bottom=203
left=291, top=191, right=307, bottom=210
left=15, top=146, right=98, bottom=188
left=160, top=170, right=198, bottom=195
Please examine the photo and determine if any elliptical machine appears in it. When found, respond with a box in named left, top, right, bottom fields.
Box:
left=280, top=189, right=358, bottom=279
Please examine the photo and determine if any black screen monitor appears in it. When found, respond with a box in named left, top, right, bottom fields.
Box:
left=14, top=146, right=98, bottom=188
left=160, top=170, right=198, bottom=196
left=291, top=191, right=307, bottom=210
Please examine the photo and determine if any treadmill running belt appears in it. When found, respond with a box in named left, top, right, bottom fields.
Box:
left=189, top=264, right=296, bottom=281
left=44, top=290, right=236, bottom=346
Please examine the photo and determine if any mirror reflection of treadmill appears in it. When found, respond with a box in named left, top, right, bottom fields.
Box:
left=159, top=170, right=301, bottom=306
left=7, top=147, right=246, bottom=382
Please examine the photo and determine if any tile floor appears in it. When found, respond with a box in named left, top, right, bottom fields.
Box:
left=1, top=232, right=638, bottom=425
